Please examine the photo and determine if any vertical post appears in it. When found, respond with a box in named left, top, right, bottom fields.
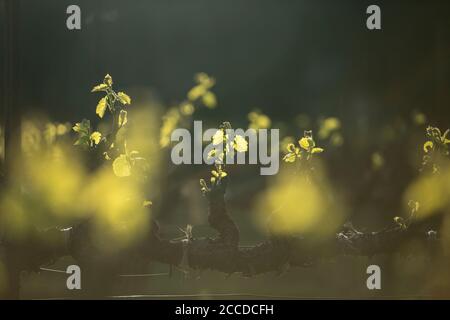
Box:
left=1, top=0, right=21, bottom=299
left=3, top=0, right=21, bottom=179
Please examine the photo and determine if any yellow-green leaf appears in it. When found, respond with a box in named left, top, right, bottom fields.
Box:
left=423, top=140, right=434, bottom=153
left=195, top=73, right=214, bottom=86
left=207, top=149, right=217, bottom=160
left=90, top=131, right=102, bottom=145
left=103, top=74, right=113, bottom=87
left=286, top=143, right=296, bottom=153
left=311, top=147, right=324, bottom=154
left=92, top=83, right=108, bottom=93
left=96, top=97, right=107, bottom=118
left=283, top=153, right=296, bottom=163
left=117, top=92, right=131, bottom=105
left=233, top=135, right=248, bottom=152
left=212, top=130, right=224, bottom=145
left=112, top=154, right=131, bottom=177
left=299, top=137, right=310, bottom=150
left=91, top=83, right=108, bottom=92
left=211, top=170, right=227, bottom=178
left=73, top=119, right=90, bottom=134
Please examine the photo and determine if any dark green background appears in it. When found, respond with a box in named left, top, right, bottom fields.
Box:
left=14, top=0, right=450, bottom=125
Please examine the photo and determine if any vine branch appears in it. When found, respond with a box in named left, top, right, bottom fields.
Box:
left=0, top=176, right=441, bottom=298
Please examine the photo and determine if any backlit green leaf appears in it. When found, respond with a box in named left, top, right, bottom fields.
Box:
left=96, top=97, right=108, bottom=118
left=117, top=92, right=131, bottom=105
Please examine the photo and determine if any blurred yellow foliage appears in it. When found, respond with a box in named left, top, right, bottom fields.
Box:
left=1, top=109, right=160, bottom=253
left=179, top=102, right=195, bottom=116
left=113, top=154, right=132, bottom=177
left=248, top=110, right=271, bottom=130
left=403, top=165, right=450, bottom=219
left=160, top=107, right=181, bottom=148
left=412, top=111, right=427, bottom=126
left=371, top=152, right=385, bottom=170
left=160, top=72, right=218, bottom=148
left=187, top=73, right=217, bottom=109
left=254, top=166, right=345, bottom=236
left=80, top=167, right=150, bottom=251
left=318, top=117, right=341, bottom=140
